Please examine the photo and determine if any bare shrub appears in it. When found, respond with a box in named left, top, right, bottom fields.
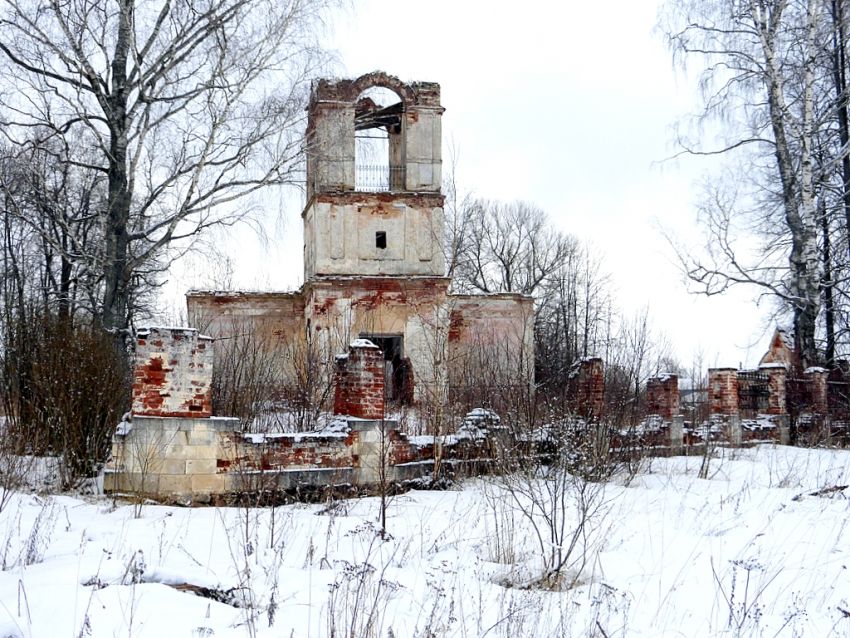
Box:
left=325, top=522, right=401, bottom=638
left=20, top=497, right=59, bottom=567
left=1, top=310, right=129, bottom=488
left=210, top=321, right=334, bottom=432
left=494, top=420, right=611, bottom=590
left=0, top=443, right=31, bottom=514
left=281, top=334, right=336, bottom=433
left=210, top=325, right=288, bottom=430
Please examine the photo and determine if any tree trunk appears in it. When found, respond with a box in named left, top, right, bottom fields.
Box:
left=830, top=0, right=850, bottom=261
left=821, top=196, right=835, bottom=367
left=760, top=0, right=821, bottom=367
left=101, top=0, right=133, bottom=332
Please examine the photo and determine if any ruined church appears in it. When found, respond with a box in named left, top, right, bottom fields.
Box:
left=187, top=72, right=533, bottom=407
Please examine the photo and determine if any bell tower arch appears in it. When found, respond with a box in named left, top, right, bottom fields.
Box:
left=303, top=72, right=445, bottom=280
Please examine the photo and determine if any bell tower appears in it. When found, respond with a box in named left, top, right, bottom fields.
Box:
left=303, top=72, right=445, bottom=280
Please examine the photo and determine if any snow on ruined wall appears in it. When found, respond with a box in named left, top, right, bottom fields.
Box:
left=759, top=327, right=799, bottom=369
left=132, top=327, right=214, bottom=418
left=708, top=368, right=739, bottom=416
left=646, top=374, right=680, bottom=420
left=568, top=358, right=605, bottom=419
left=761, top=365, right=788, bottom=415
left=807, top=367, right=830, bottom=414
left=333, top=340, right=385, bottom=419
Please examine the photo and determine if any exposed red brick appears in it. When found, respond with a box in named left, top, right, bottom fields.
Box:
left=131, top=327, right=214, bottom=418
left=568, top=358, right=604, bottom=419
left=760, top=365, right=788, bottom=415
left=709, top=368, right=739, bottom=416
left=646, top=374, right=679, bottom=420
left=333, top=341, right=386, bottom=419
left=805, top=367, right=829, bottom=415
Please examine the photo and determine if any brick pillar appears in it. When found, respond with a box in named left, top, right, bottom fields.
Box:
left=805, top=367, right=829, bottom=415
left=573, top=357, right=604, bottom=420
left=708, top=368, right=739, bottom=416
left=646, top=374, right=680, bottom=420
left=132, top=327, right=213, bottom=418
left=333, top=339, right=385, bottom=419
left=759, top=364, right=787, bottom=415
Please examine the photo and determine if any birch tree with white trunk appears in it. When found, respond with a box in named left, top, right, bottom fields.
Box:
left=663, top=0, right=824, bottom=366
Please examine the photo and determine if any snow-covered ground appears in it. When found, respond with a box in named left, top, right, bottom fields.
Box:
left=1, top=444, right=849, bottom=637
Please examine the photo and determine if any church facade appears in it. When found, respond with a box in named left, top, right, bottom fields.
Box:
left=187, top=72, right=533, bottom=411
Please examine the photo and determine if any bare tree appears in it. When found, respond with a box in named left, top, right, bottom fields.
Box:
left=0, top=0, right=333, bottom=331
left=535, top=242, right=613, bottom=400
left=1, top=140, right=107, bottom=322
left=662, top=0, right=825, bottom=366
left=451, top=199, right=577, bottom=296
left=492, top=422, right=610, bottom=590
left=604, top=307, right=676, bottom=428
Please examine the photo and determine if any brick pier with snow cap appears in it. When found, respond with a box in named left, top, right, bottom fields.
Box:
left=108, top=332, right=499, bottom=503
left=333, top=338, right=386, bottom=420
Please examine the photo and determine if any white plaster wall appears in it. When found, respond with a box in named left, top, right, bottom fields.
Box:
left=313, top=105, right=355, bottom=191
left=305, top=200, right=445, bottom=277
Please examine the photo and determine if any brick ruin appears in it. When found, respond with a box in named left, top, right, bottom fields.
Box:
left=639, top=362, right=850, bottom=447
left=333, top=340, right=385, bottom=419
left=645, top=374, right=680, bottom=421
left=106, top=321, right=850, bottom=502
left=186, top=72, right=534, bottom=415
left=132, top=327, right=213, bottom=418
left=106, top=331, right=496, bottom=502
left=567, top=358, right=605, bottom=420
left=103, top=74, right=850, bottom=502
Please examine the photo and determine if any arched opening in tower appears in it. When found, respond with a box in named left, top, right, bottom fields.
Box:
left=354, top=86, right=404, bottom=192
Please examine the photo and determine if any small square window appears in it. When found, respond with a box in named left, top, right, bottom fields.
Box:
left=376, top=231, right=387, bottom=249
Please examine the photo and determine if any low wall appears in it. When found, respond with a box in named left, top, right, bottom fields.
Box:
left=105, top=415, right=499, bottom=503
left=105, top=416, right=239, bottom=500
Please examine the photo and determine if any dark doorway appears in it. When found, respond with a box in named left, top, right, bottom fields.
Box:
left=359, top=334, right=411, bottom=404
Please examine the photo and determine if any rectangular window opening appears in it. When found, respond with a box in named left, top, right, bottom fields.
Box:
left=376, top=231, right=387, bottom=250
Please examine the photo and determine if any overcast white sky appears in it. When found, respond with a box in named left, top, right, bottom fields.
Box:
left=168, top=0, right=776, bottom=369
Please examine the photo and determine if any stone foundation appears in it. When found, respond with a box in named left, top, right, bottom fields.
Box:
left=105, top=415, right=239, bottom=501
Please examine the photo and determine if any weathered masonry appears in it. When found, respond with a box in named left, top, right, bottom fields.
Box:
left=188, top=72, right=534, bottom=409
left=105, top=330, right=498, bottom=502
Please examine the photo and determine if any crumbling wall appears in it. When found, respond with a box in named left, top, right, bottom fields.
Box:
left=333, top=340, right=386, bottom=419
left=444, top=294, right=535, bottom=400
left=567, top=358, right=605, bottom=420
left=807, top=367, right=830, bottom=415
left=132, top=327, right=213, bottom=418
left=760, top=364, right=787, bottom=415
left=306, top=71, right=443, bottom=198
left=645, top=374, right=680, bottom=420
left=227, top=430, right=357, bottom=472
left=186, top=291, right=305, bottom=344
left=759, top=327, right=799, bottom=369
left=107, top=415, right=238, bottom=500
left=708, top=368, right=739, bottom=416
left=306, top=276, right=450, bottom=403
